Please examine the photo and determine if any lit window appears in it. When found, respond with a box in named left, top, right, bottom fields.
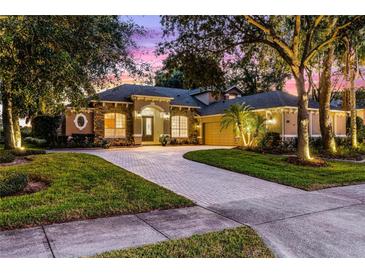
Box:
left=171, top=116, right=188, bottom=138
left=104, top=113, right=126, bottom=138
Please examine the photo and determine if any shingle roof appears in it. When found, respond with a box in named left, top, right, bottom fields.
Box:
left=197, top=91, right=341, bottom=116
left=95, top=84, right=200, bottom=107
left=94, top=85, right=343, bottom=115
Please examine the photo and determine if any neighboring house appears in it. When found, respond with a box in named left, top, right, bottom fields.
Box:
left=62, top=84, right=364, bottom=146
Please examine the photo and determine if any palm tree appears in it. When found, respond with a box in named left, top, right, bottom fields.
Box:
left=220, top=103, right=266, bottom=147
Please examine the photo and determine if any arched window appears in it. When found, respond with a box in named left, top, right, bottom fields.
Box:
left=104, top=113, right=126, bottom=138
left=171, top=116, right=188, bottom=138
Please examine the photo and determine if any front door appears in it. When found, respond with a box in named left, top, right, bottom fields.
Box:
left=142, top=116, right=154, bottom=142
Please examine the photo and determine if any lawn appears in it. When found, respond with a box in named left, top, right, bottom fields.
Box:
left=184, top=149, right=365, bottom=190
left=96, top=226, right=274, bottom=258
left=0, top=153, right=193, bottom=230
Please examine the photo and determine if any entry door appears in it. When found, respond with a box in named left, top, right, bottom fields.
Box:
left=142, top=116, right=154, bottom=141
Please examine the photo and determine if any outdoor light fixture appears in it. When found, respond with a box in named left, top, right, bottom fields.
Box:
left=266, top=118, right=277, bottom=125
left=160, top=112, right=170, bottom=119
left=134, top=111, right=142, bottom=118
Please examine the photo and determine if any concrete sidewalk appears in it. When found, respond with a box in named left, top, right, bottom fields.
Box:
left=0, top=206, right=240, bottom=258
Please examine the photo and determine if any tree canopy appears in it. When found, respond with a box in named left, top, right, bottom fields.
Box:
left=0, top=16, right=142, bottom=148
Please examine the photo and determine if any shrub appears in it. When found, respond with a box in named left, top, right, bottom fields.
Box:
left=24, top=137, right=48, bottom=147
left=346, top=116, right=365, bottom=142
left=32, top=115, right=62, bottom=146
left=260, top=132, right=281, bottom=149
left=0, top=150, right=16, bottom=163
left=20, top=126, right=32, bottom=139
left=69, top=134, right=95, bottom=147
left=0, top=173, right=28, bottom=197
left=10, top=149, right=46, bottom=157
left=159, top=134, right=170, bottom=146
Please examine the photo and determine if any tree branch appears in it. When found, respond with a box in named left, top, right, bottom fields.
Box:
left=303, top=16, right=360, bottom=66
left=244, top=15, right=294, bottom=62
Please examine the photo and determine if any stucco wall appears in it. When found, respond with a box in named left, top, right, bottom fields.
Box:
left=263, top=111, right=282, bottom=134
left=311, top=112, right=321, bottom=136
left=65, top=110, right=94, bottom=136
left=283, top=112, right=297, bottom=136
left=335, top=114, right=347, bottom=136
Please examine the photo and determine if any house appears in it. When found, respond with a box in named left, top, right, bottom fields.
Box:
left=62, top=84, right=362, bottom=146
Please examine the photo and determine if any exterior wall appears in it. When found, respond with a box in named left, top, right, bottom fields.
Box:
left=357, top=109, right=365, bottom=124
left=262, top=110, right=282, bottom=134
left=65, top=109, right=94, bottom=136
left=283, top=109, right=348, bottom=138
left=132, top=98, right=171, bottom=145
left=170, top=107, right=199, bottom=143
left=311, top=112, right=321, bottom=136
left=334, top=113, right=347, bottom=136
left=283, top=111, right=298, bottom=136
left=93, top=102, right=133, bottom=145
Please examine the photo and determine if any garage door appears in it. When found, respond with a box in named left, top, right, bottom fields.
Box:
left=204, top=122, right=237, bottom=146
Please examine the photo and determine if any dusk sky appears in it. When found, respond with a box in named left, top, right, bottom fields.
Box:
left=122, top=15, right=364, bottom=94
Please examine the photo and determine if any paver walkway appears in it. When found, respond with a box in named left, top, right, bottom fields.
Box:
left=2, top=146, right=365, bottom=257
left=84, top=146, right=365, bottom=258
left=0, top=206, right=240, bottom=258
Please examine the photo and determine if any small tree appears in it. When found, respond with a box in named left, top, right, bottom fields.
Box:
left=220, top=103, right=266, bottom=147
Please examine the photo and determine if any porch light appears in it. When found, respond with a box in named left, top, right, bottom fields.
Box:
left=160, top=112, right=170, bottom=119
left=134, top=111, right=142, bottom=118
left=266, top=118, right=277, bottom=125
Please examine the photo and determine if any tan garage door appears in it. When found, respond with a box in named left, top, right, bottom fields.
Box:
left=204, top=122, right=236, bottom=146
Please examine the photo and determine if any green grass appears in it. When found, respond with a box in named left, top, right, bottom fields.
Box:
left=96, top=227, right=274, bottom=258
left=0, top=153, right=193, bottom=230
left=184, top=149, right=365, bottom=191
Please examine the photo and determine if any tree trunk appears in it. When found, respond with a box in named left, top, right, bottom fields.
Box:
left=294, top=69, right=311, bottom=161
left=349, top=68, right=358, bottom=148
left=1, top=89, right=17, bottom=150
left=319, top=46, right=337, bottom=154
left=12, top=109, right=22, bottom=148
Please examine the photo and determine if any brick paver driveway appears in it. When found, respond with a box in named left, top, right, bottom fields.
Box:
left=79, top=146, right=364, bottom=257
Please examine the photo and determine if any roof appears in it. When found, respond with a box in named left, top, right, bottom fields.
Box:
left=94, top=85, right=345, bottom=115
left=224, top=85, right=244, bottom=95
left=198, top=91, right=342, bottom=116
left=95, top=84, right=200, bottom=107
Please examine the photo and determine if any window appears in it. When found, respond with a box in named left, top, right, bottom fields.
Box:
left=171, top=116, right=188, bottom=138
left=104, top=113, right=126, bottom=138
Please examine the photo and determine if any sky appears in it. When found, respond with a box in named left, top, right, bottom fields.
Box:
left=122, top=16, right=364, bottom=94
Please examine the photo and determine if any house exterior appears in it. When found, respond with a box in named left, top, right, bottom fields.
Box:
left=62, top=84, right=362, bottom=146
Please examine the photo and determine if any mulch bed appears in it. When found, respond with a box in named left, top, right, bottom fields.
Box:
left=286, top=156, right=328, bottom=167
left=0, top=157, right=31, bottom=167
left=18, top=179, right=49, bottom=195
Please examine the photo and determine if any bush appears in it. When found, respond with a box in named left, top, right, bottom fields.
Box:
left=10, top=149, right=46, bottom=157
left=159, top=134, right=170, bottom=146
left=24, top=137, right=48, bottom=147
left=68, top=134, right=95, bottom=147
left=260, top=132, right=281, bottom=149
left=346, top=116, right=365, bottom=142
left=0, top=173, right=28, bottom=197
left=32, top=115, right=62, bottom=146
left=252, top=133, right=297, bottom=154
left=20, top=126, right=32, bottom=139
left=0, top=150, right=16, bottom=163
